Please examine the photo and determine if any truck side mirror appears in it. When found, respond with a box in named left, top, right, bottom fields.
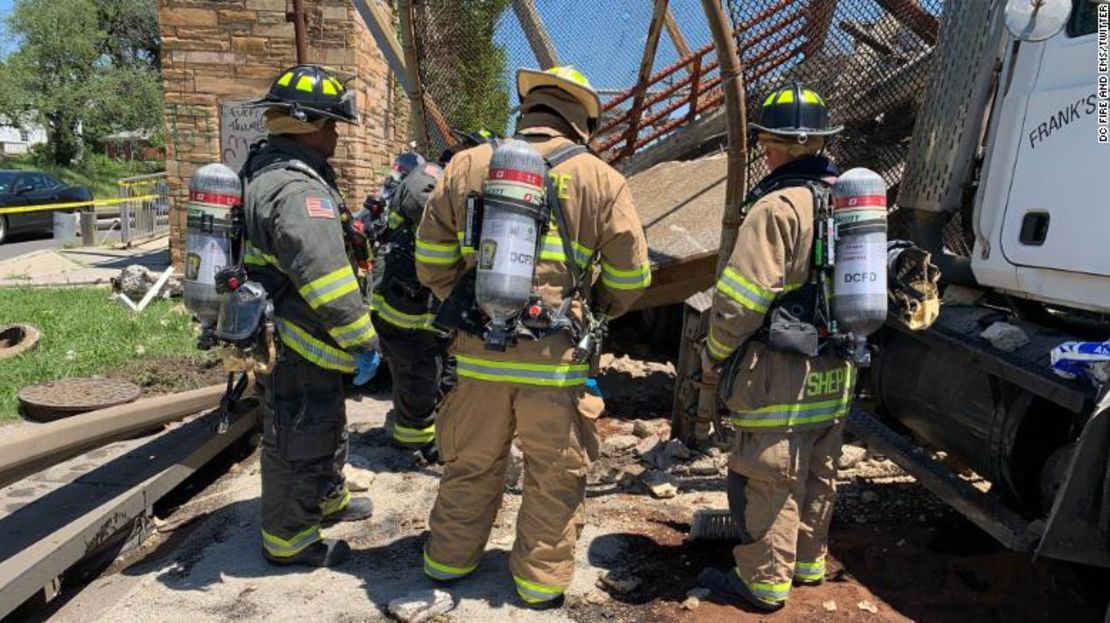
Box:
left=1004, top=0, right=1072, bottom=42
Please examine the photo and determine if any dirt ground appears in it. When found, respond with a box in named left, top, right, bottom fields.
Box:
left=106, top=356, right=226, bottom=398
left=32, top=356, right=1110, bottom=623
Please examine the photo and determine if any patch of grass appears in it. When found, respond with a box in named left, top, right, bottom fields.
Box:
left=0, top=287, right=202, bottom=423
left=1, top=152, right=163, bottom=199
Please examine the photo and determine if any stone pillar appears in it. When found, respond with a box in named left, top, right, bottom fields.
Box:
left=158, top=0, right=407, bottom=266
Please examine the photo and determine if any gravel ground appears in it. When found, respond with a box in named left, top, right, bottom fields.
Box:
left=31, top=357, right=1110, bottom=623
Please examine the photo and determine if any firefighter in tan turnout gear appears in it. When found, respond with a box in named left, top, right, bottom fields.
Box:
left=416, top=66, right=652, bottom=608
left=697, top=83, right=855, bottom=612
left=242, top=65, right=378, bottom=567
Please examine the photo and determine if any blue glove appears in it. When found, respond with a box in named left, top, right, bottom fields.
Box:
left=585, top=378, right=603, bottom=397
left=353, top=351, right=381, bottom=386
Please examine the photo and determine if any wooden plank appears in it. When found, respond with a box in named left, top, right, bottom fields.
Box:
left=664, top=8, right=692, bottom=57
left=620, top=0, right=672, bottom=160
left=511, top=0, right=561, bottom=69
left=632, top=253, right=716, bottom=311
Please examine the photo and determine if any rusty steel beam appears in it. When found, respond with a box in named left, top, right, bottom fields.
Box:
left=289, top=0, right=308, bottom=63
left=736, top=0, right=794, bottom=32
left=875, top=0, right=939, bottom=45
left=600, top=43, right=714, bottom=114
left=603, top=32, right=804, bottom=162
left=0, top=384, right=233, bottom=490
left=511, top=0, right=561, bottom=69
left=802, top=0, right=837, bottom=59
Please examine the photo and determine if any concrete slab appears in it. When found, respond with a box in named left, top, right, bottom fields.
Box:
left=0, top=238, right=171, bottom=289
left=628, top=153, right=727, bottom=269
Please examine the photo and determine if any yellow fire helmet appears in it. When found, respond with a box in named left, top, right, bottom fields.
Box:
left=516, top=65, right=601, bottom=123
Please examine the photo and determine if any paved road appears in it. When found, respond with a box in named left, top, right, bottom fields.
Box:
left=0, top=233, right=57, bottom=262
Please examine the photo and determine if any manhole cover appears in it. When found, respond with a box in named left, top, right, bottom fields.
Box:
left=0, top=323, right=41, bottom=359
left=18, top=378, right=142, bottom=422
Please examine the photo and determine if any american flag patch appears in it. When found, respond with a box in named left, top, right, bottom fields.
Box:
left=305, top=196, right=335, bottom=219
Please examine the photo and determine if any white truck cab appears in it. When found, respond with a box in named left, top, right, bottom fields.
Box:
left=974, top=0, right=1110, bottom=313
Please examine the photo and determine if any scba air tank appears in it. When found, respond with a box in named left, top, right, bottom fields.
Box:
left=475, top=139, right=547, bottom=350
left=184, top=163, right=242, bottom=326
left=830, top=167, right=888, bottom=364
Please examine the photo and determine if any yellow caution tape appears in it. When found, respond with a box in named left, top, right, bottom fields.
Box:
left=0, top=195, right=161, bottom=216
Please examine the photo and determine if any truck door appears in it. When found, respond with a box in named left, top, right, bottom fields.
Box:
left=1001, top=0, right=1110, bottom=277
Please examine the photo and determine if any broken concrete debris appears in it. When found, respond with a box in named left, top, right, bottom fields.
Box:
left=387, top=589, right=455, bottom=623
left=596, top=570, right=641, bottom=594
left=643, top=470, right=679, bottom=498
left=601, top=434, right=640, bottom=457
left=857, top=599, right=880, bottom=613
left=342, top=464, right=376, bottom=492
left=980, top=322, right=1029, bottom=352
left=837, top=444, right=869, bottom=469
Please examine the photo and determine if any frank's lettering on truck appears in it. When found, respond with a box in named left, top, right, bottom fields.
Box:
left=1028, top=94, right=1098, bottom=149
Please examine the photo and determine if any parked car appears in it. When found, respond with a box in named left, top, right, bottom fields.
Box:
left=0, top=170, right=93, bottom=244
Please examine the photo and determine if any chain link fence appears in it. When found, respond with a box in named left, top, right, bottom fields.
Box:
left=410, top=0, right=956, bottom=247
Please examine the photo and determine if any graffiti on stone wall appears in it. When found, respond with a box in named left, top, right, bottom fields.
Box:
left=220, top=102, right=267, bottom=172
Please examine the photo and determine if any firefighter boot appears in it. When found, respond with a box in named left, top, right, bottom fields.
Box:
left=322, top=495, right=374, bottom=526
left=263, top=538, right=352, bottom=568
left=697, top=567, right=784, bottom=613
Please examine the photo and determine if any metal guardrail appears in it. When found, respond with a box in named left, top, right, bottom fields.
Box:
left=116, top=173, right=170, bottom=245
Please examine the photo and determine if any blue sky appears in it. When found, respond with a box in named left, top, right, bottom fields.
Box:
left=0, top=0, right=14, bottom=57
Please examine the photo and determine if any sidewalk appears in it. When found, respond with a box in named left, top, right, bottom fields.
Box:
left=0, top=237, right=172, bottom=288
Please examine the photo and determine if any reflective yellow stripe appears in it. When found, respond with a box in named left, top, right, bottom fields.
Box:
left=371, top=293, right=439, bottom=332
left=706, top=329, right=734, bottom=360
left=513, top=575, right=564, bottom=603
left=801, top=89, right=823, bottom=105
left=716, top=267, right=775, bottom=314
left=416, top=239, right=462, bottom=265
left=393, top=422, right=435, bottom=445
left=244, top=242, right=281, bottom=270
left=776, top=89, right=795, bottom=105
left=275, top=317, right=355, bottom=373
left=736, top=568, right=790, bottom=602
left=295, top=75, right=315, bottom=92
left=423, top=551, right=476, bottom=580
left=320, top=487, right=351, bottom=517
left=538, top=235, right=593, bottom=268
left=388, top=211, right=405, bottom=229
left=456, top=355, right=589, bottom=387
left=277, top=71, right=294, bottom=87
left=795, top=557, right=826, bottom=581
left=729, top=396, right=852, bottom=429
left=601, top=261, right=651, bottom=291
left=262, top=525, right=320, bottom=558
left=455, top=230, right=477, bottom=255
left=298, top=266, right=359, bottom=309
left=329, top=312, right=377, bottom=349
left=321, top=78, right=338, bottom=96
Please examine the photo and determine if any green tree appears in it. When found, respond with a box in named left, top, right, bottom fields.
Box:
left=0, top=0, right=162, bottom=165
left=419, top=0, right=511, bottom=138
